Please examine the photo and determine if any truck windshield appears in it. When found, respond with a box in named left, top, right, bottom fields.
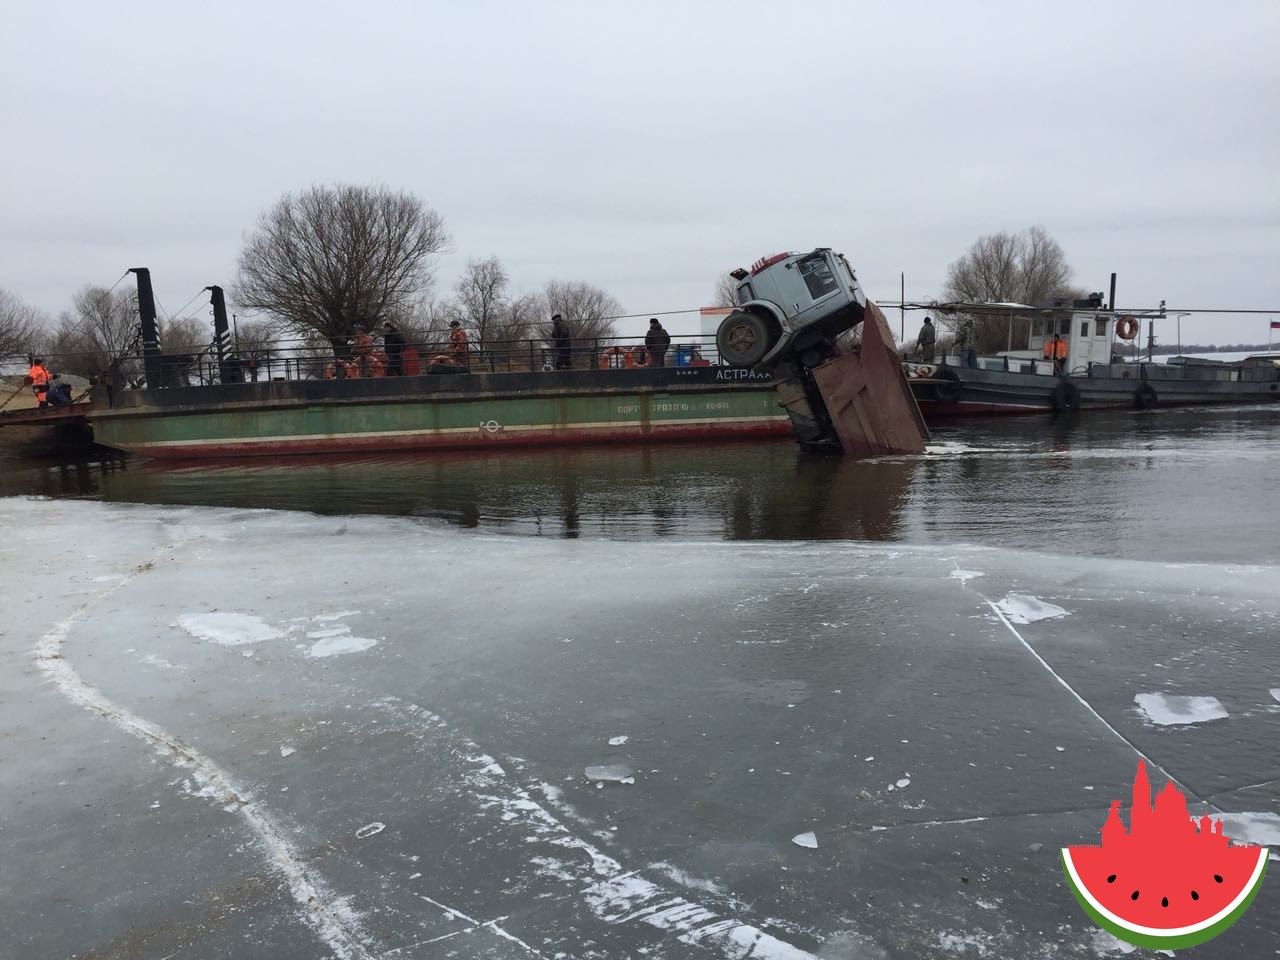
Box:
left=797, top=255, right=838, bottom=301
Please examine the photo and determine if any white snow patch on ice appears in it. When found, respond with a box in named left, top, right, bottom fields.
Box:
left=177, top=612, right=283, bottom=646
left=608, top=735, right=629, bottom=746
left=1270, top=688, right=1280, bottom=704
left=1088, top=929, right=1139, bottom=955
left=950, top=569, right=984, bottom=583
left=993, top=594, right=1068, bottom=624
left=279, top=745, right=296, bottom=758
left=92, top=574, right=125, bottom=583
left=792, top=831, right=818, bottom=849
left=895, top=778, right=911, bottom=789
left=936, top=930, right=993, bottom=956
left=355, top=822, right=385, bottom=839
left=650, top=862, right=727, bottom=896
left=307, top=635, right=378, bottom=658
left=1218, top=811, right=1280, bottom=847
left=1133, top=693, right=1228, bottom=726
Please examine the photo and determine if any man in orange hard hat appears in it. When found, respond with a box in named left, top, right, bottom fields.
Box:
left=1042, top=333, right=1068, bottom=375
left=26, top=358, right=53, bottom=408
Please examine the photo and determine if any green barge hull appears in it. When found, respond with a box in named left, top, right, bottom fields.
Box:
left=91, top=367, right=790, bottom=459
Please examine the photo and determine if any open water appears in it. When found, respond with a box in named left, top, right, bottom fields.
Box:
left=2, top=403, right=1277, bottom=563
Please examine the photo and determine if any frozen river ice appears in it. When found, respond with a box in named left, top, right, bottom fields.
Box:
left=2, top=497, right=1279, bottom=959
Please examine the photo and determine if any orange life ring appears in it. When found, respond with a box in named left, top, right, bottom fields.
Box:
left=627, top=346, right=649, bottom=368
left=1115, top=315, right=1139, bottom=341
left=599, top=346, right=628, bottom=369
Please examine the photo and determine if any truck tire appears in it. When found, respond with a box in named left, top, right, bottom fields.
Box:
left=717, top=310, right=776, bottom=367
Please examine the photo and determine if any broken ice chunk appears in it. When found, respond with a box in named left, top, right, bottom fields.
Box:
left=585, top=764, right=634, bottom=783
left=994, top=594, right=1068, bottom=624
left=1133, top=693, right=1228, bottom=726
left=608, top=736, right=629, bottom=746
left=792, top=831, right=818, bottom=849
left=279, top=746, right=296, bottom=758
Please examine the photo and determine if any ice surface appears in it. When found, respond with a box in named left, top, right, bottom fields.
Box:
left=608, top=735, right=629, bottom=746
left=1270, top=688, right=1280, bottom=704
left=354, top=822, right=385, bottom=839
left=1133, top=693, right=1228, bottom=726
left=8, top=498, right=1280, bottom=960
left=993, top=594, right=1068, bottom=624
left=949, top=569, right=984, bottom=583
left=585, top=764, right=635, bottom=783
left=176, top=612, right=283, bottom=646
left=1218, top=811, right=1280, bottom=847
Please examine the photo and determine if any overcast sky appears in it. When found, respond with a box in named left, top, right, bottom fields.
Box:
left=2, top=0, right=1277, bottom=343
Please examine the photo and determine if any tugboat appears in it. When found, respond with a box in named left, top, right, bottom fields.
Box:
left=905, top=293, right=1280, bottom=416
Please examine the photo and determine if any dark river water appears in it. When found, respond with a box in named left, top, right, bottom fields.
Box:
left=2, top=404, right=1277, bottom=563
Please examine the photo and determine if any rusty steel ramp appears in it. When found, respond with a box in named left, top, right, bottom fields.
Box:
left=770, top=301, right=928, bottom=457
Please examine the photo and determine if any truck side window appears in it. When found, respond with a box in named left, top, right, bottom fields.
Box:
left=797, top=255, right=838, bottom=301
left=737, top=282, right=754, bottom=303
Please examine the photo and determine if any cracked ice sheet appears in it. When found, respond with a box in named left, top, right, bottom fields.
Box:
left=3, top=499, right=1280, bottom=959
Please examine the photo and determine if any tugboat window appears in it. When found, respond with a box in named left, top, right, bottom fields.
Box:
left=797, top=255, right=839, bottom=301
left=1095, top=317, right=1108, bottom=337
left=1081, top=321, right=1090, bottom=338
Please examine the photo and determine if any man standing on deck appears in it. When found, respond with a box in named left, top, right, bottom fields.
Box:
left=645, top=318, right=671, bottom=368
left=917, top=317, right=936, bottom=364
left=448, top=320, right=470, bottom=371
left=1043, top=332, right=1068, bottom=375
left=26, top=358, right=53, bottom=408
left=551, top=313, right=572, bottom=370
left=382, top=321, right=406, bottom=376
left=954, top=316, right=977, bottom=368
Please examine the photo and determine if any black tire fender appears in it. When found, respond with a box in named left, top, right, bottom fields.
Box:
left=932, top=367, right=961, bottom=404
left=1052, top=380, right=1081, bottom=412
left=1135, top=383, right=1158, bottom=409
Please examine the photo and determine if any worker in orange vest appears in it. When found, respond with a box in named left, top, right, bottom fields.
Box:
left=448, top=320, right=470, bottom=370
left=1042, top=333, right=1068, bottom=375
left=26, top=358, right=53, bottom=407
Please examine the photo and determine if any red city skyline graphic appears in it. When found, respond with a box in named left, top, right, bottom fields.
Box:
left=1098, top=759, right=1232, bottom=852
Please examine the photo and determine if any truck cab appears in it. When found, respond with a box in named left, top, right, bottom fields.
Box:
left=717, top=248, right=868, bottom=369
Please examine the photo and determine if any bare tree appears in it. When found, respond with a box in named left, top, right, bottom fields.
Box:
left=44, top=286, right=142, bottom=379
left=234, top=184, right=450, bottom=354
left=942, top=225, right=1077, bottom=352
left=0, top=289, right=47, bottom=360
left=446, top=256, right=528, bottom=346
left=712, top=273, right=740, bottom=308
left=536, top=280, right=622, bottom=341
left=159, top=315, right=212, bottom=356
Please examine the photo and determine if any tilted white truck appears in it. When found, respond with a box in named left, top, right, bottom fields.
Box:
left=715, top=249, right=927, bottom=456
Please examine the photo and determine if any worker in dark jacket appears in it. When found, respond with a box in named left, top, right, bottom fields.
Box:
left=917, top=317, right=936, bottom=364
left=551, top=313, right=572, bottom=370
left=382, top=322, right=406, bottom=376
left=644, top=318, right=671, bottom=367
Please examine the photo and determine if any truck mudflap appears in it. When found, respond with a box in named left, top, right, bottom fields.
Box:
left=772, top=300, right=929, bottom=456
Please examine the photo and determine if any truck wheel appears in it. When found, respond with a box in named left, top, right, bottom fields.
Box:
left=717, top=310, right=775, bottom=367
